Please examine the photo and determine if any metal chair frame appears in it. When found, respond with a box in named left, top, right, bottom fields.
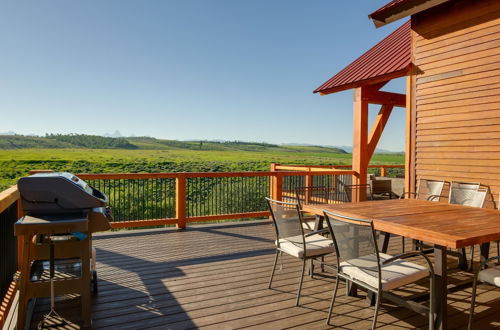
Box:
left=323, top=210, right=435, bottom=330
left=447, top=183, right=485, bottom=270
left=293, top=186, right=339, bottom=210
left=448, top=181, right=481, bottom=205
left=266, top=198, right=332, bottom=306
left=341, top=183, right=374, bottom=202
left=468, top=255, right=500, bottom=330
left=401, top=178, right=446, bottom=202
left=399, top=179, right=446, bottom=253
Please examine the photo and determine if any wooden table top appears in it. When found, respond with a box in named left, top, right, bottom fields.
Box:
left=303, top=199, right=500, bottom=249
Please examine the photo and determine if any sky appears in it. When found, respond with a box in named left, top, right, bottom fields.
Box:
left=0, top=0, right=407, bottom=151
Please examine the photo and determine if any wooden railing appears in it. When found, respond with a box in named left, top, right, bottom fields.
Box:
left=73, top=169, right=355, bottom=229
left=273, top=163, right=404, bottom=177
left=0, top=186, right=21, bottom=328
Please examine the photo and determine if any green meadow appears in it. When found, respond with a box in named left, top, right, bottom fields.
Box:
left=0, top=147, right=404, bottom=190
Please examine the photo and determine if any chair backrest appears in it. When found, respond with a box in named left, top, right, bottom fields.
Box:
left=323, top=210, right=381, bottom=286
left=416, top=178, right=445, bottom=202
left=448, top=181, right=481, bottom=205
left=342, top=184, right=374, bottom=202
left=294, top=186, right=339, bottom=209
left=461, top=188, right=488, bottom=208
left=265, top=198, right=305, bottom=246
left=371, top=179, right=392, bottom=195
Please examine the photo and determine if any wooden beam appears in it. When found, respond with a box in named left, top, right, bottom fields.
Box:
left=367, top=104, right=394, bottom=161
left=362, top=90, right=406, bottom=107
left=405, top=75, right=413, bottom=195
left=352, top=87, right=369, bottom=201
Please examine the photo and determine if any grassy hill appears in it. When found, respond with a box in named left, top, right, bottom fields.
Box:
left=0, top=134, right=347, bottom=154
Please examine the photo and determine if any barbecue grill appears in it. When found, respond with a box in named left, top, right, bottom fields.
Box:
left=15, top=172, right=112, bottom=328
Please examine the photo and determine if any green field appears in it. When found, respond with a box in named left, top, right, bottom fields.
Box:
left=0, top=147, right=404, bottom=190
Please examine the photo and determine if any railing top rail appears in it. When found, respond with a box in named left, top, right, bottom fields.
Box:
left=74, top=170, right=356, bottom=180
left=274, top=164, right=404, bottom=171
left=0, top=185, right=19, bottom=214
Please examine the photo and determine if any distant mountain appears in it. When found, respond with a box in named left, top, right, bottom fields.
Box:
left=334, top=146, right=403, bottom=154
left=103, top=130, right=123, bottom=138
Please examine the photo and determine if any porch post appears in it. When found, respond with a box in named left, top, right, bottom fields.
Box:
left=352, top=87, right=369, bottom=201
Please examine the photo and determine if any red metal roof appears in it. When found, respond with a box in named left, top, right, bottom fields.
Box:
left=313, top=20, right=411, bottom=95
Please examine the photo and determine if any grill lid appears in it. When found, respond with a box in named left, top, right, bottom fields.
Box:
left=18, top=172, right=108, bottom=214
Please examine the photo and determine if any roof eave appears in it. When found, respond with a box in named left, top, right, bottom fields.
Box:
left=314, top=67, right=411, bottom=95
left=369, top=0, right=451, bottom=27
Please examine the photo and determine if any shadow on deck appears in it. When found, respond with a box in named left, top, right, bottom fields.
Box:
left=30, top=221, right=500, bottom=329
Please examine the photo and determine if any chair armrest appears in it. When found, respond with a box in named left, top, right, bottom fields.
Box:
left=304, top=228, right=330, bottom=237
left=382, top=251, right=435, bottom=275
left=476, top=255, right=500, bottom=275
left=426, top=194, right=443, bottom=201
left=400, top=192, right=417, bottom=199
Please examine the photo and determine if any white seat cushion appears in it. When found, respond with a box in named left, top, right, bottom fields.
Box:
left=478, top=265, right=500, bottom=287
left=276, top=234, right=334, bottom=258
left=340, top=252, right=429, bottom=291
left=302, top=216, right=317, bottom=231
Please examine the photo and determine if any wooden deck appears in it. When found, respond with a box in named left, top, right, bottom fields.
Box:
left=30, top=220, right=500, bottom=329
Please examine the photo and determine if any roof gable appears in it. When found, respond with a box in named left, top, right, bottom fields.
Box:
left=314, top=20, right=411, bottom=95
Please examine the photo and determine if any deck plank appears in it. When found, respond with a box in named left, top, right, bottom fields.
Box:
left=29, top=220, right=500, bottom=329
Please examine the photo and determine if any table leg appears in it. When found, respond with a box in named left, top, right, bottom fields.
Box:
left=458, top=248, right=468, bottom=270
left=310, top=215, right=324, bottom=275
left=480, top=242, right=490, bottom=266
left=434, top=245, right=448, bottom=330
left=347, top=281, right=358, bottom=297
left=314, top=215, right=323, bottom=230
left=380, top=232, right=391, bottom=253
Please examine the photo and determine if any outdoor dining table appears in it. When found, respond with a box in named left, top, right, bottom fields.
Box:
left=302, top=198, right=500, bottom=330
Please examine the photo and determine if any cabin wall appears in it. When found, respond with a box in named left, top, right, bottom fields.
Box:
left=412, top=0, right=500, bottom=207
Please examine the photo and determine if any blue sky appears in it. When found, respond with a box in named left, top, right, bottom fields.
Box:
left=0, top=0, right=406, bottom=151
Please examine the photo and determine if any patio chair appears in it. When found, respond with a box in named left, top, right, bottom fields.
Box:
left=294, top=186, right=339, bottom=231
left=266, top=198, right=334, bottom=306
left=398, top=179, right=445, bottom=253
left=370, top=179, right=396, bottom=199
left=401, top=178, right=445, bottom=202
left=463, top=188, right=488, bottom=271
left=323, top=210, right=435, bottom=329
left=448, top=181, right=481, bottom=205
left=468, top=256, right=500, bottom=329
left=341, top=183, right=374, bottom=202
left=447, top=182, right=483, bottom=269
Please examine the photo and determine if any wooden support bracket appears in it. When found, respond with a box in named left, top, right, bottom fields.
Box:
left=367, top=104, right=394, bottom=161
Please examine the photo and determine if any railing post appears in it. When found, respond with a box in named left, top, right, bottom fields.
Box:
left=305, top=171, right=312, bottom=203
left=270, top=163, right=280, bottom=200
left=274, top=173, right=283, bottom=201
left=17, top=199, right=23, bottom=269
left=176, top=174, right=187, bottom=229
left=380, top=166, right=387, bottom=177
